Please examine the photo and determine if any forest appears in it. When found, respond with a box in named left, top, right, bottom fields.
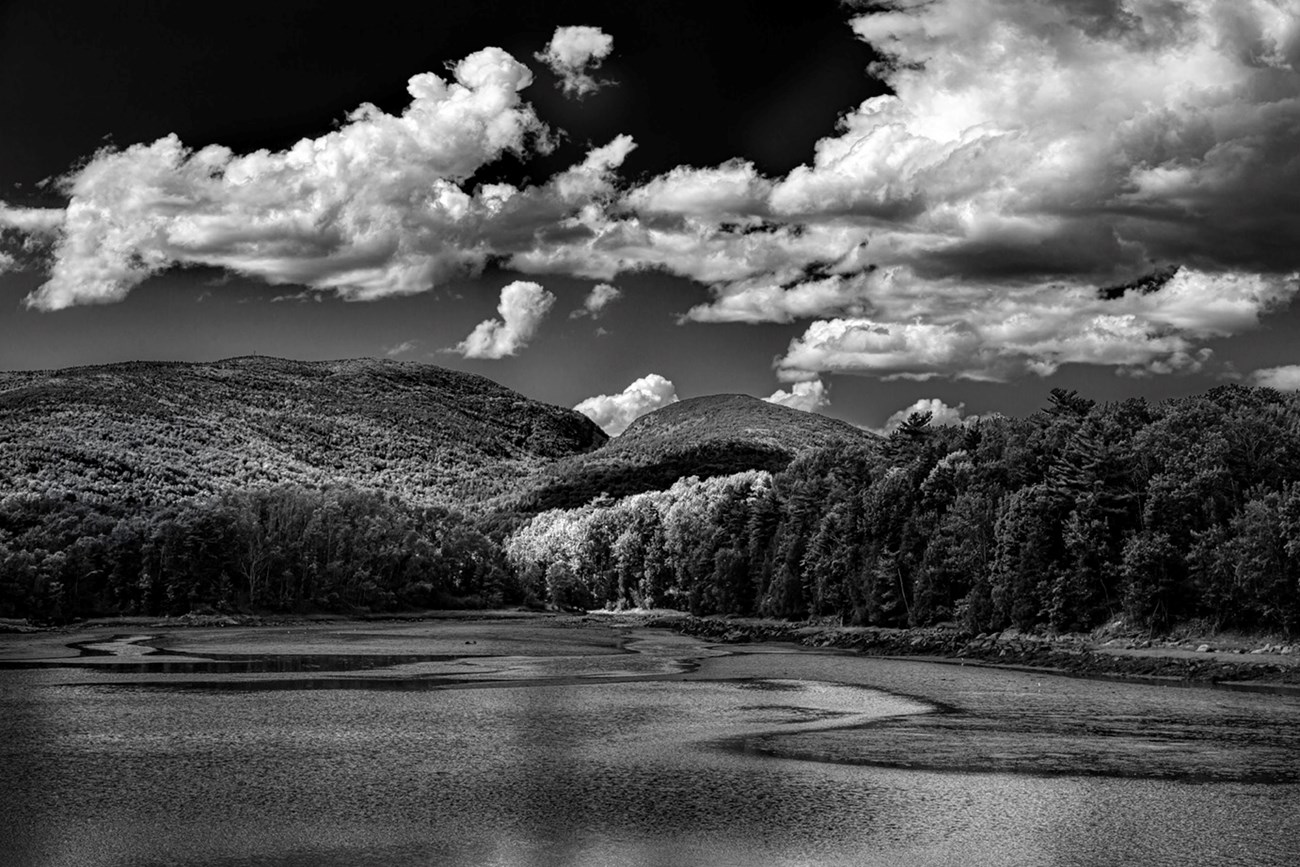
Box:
left=0, top=487, right=510, bottom=621
left=4, top=383, right=1300, bottom=636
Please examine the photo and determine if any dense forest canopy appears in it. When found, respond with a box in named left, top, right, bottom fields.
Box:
left=506, top=385, right=1300, bottom=634
left=4, top=374, right=1300, bottom=636
left=0, top=357, right=606, bottom=509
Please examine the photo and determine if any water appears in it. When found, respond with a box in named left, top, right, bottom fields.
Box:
left=2, top=624, right=1298, bottom=866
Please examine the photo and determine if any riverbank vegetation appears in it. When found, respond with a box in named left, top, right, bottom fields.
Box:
left=0, top=486, right=509, bottom=621
left=505, top=384, right=1300, bottom=636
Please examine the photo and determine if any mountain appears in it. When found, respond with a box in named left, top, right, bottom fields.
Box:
left=611, top=394, right=874, bottom=456
left=0, top=357, right=606, bottom=508
left=505, top=394, right=880, bottom=516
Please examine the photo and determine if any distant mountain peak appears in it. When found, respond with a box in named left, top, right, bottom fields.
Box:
left=615, top=391, right=874, bottom=451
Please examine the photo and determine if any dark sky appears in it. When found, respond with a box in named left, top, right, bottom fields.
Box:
left=2, top=0, right=1298, bottom=432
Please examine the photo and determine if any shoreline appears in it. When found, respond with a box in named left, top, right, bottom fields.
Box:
left=639, top=614, right=1300, bottom=688
left=5, top=608, right=1299, bottom=688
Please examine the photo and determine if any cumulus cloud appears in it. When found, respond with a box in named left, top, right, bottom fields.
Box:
left=535, top=26, right=614, bottom=97
left=767, top=0, right=1300, bottom=276
left=1251, top=365, right=1300, bottom=391
left=774, top=267, right=1290, bottom=381
left=609, top=0, right=1300, bottom=379
left=574, top=373, right=678, bottom=435
left=764, top=379, right=830, bottom=413
left=570, top=282, right=622, bottom=319
left=453, top=281, right=555, bottom=359
left=6, top=4, right=1300, bottom=387
left=624, top=161, right=771, bottom=221
left=0, top=47, right=636, bottom=311
left=883, top=398, right=968, bottom=433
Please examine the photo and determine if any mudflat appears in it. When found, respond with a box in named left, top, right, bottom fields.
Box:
left=5, top=613, right=1300, bottom=867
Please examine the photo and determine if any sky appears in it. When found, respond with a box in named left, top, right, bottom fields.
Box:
left=2, top=0, right=1299, bottom=434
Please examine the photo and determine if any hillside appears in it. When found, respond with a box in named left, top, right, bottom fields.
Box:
left=612, top=394, right=874, bottom=456
left=0, top=357, right=606, bottom=507
left=504, top=394, right=880, bottom=516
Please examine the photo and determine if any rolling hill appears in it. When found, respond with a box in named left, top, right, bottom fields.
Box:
left=503, top=393, right=881, bottom=516
left=0, top=357, right=607, bottom=508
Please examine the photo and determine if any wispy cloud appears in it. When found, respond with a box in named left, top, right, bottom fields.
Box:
left=570, top=282, right=622, bottom=319
left=384, top=340, right=418, bottom=358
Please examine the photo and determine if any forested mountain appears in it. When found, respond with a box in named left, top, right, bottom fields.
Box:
left=612, top=394, right=873, bottom=455
left=0, top=357, right=607, bottom=619
left=5, top=360, right=1300, bottom=639
left=500, top=394, right=879, bottom=517
left=0, top=357, right=606, bottom=507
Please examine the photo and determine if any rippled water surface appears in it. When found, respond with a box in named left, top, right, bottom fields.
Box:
left=2, top=622, right=1298, bottom=866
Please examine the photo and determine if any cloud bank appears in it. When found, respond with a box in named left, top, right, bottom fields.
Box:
left=4, top=3, right=1300, bottom=386
left=535, top=26, right=614, bottom=97
left=532, top=0, right=1300, bottom=380
left=453, top=281, right=555, bottom=359
left=574, top=373, right=678, bottom=435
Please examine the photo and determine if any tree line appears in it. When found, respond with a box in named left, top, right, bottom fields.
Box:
left=5, top=384, right=1300, bottom=635
left=506, top=385, right=1300, bottom=635
left=0, top=486, right=509, bottom=621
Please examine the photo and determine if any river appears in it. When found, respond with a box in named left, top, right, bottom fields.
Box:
left=1, top=618, right=1297, bottom=866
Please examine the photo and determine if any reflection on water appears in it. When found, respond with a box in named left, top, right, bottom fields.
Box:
left=2, top=632, right=1299, bottom=867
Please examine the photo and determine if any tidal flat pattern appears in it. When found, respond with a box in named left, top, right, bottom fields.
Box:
left=2, top=621, right=1298, bottom=867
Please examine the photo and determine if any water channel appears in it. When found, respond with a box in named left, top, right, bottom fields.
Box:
left=2, top=619, right=1297, bottom=866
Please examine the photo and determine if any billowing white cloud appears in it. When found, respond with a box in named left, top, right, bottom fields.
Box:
left=764, top=379, right=830, bottom=413
left=570, top=282, right=622, bottom=319
left=0, top=48, right=636, bottom=311
left=624, top=161, right=771, bottom=220
left=773, top=266, right=1289, bottom=381
left=454, top=281, right=555, bottom=359
left=616, top=0, right=1300, bottom=379
left=536, top=26, right=614, bottom=97
left=574, top=373, right=678, bottom=435
left=5, top=4, right=1300, bottom=388
left=1251, top=365, right=1300, bottom=391
left=883, top=398, right=968, bottom=433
